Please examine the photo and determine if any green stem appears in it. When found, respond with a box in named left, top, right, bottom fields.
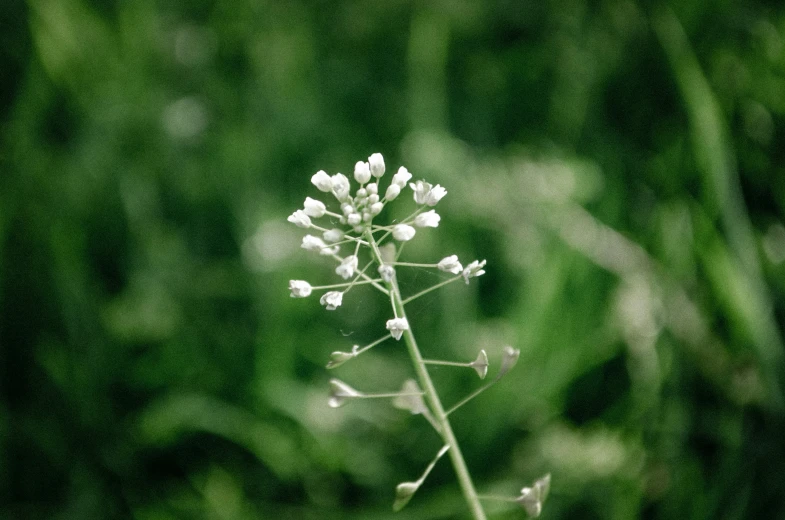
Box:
left=365, top=229, right=486, bottom=520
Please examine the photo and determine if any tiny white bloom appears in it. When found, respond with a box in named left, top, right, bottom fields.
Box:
left=425, top=184, right=447, bottom=206
left=320, top=291, right=344, bottom=310
left=287, top=209, right=311, bottom=228
left=301, top=234, right=327, bottom=252
left=438, top=255, right=463, bottom=274
left=335, top=255, right=358, bottom=279
left=386, top=317, right=409, bottom=340
left=303, top=197, right=326, bottom=218
left=369, top=153, right=385, bottom=178
left=289, top=280, right=312, bottom=297
left=354, top=161, right=371, bottom=184
left=392, top=166, right=412, bottom=187
left=462, top=259, right=487, bottom=284
left=311, top=170, right=333, bottom=192
left=392, top=224, right=416, bottom=242
left=414, top=209, right=440, bottom=228
left=385, top=183, right=401, bottom=200
left=328, top=378, right=362, bottom=407
left=323, top=228, right=344, bottom=243
left=331, top=173, right=351, bottom=200
left=378, top=264, right=395, bottom=282
left=409, top=180, right=432, bottom=205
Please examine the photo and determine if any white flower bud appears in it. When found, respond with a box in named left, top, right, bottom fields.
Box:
left=354, top=161, right=371, bottom=184
left=356, top=187, right=367, bottom=198
left=414, top=209, right=440, bottom=228
left=368, top=153, right=385, bottom=178
left=425, top=184, right=447, bottom=206
left=331, top=173, right=351, bottom=200
left=288, top=280, right=312, bottom=297
left=437, top=255, right=463, bottom=274
left=311, top=170, right=333, bottom=192
left=370, top=202, right=384, bottom=215
left=386, top=317, right=409, bottom=340
left=303, top=197, right=326, bottom=218
left=335, top=255, right=358, bottom=279
left=392, top=166, right=412, bottom=187
left=392, top=224, right=416, bottom=242
left=461, top=259, right=487, bottom=284
left=366, top=182, right=378, bottom=195
left=362, top=211, right=372, bottom=222
left=341, top=203, right=354, bottom=216
left=347, top=213, right=362, bottom=226
left=301, top=234, right=327, bottom=252
left=320, top=291, right=344, bottom=311
left=385, top=183, right=401, bottom=200
left=327, top=378, right=362, bottom=407
left=378, top=264, right=395, bottom=282
left=368, top=193, right=379, bottom=205
left=410, top=180, right=432, bottom=205
left=323, top=228, right=344, bottom=243
left=287, top=209, right=311, bottom=228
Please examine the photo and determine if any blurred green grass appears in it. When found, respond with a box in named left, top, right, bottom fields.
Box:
left=1, top=1, right=784, bottom=519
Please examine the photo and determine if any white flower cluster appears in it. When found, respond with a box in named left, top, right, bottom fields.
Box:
left=286, top=152, right=484, bottom=319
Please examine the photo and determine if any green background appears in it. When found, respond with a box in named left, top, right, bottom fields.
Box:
left=2, top=1, right=784, bottom=518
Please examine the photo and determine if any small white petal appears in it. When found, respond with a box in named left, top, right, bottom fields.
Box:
left=328, top=378, right=362, bottom=407
left=392, top=166, right=412, bottom=187
left=437, top=255, right=463, bottom=274
left=288, top=280, right=312, bottom=297
left=414, top=210, right=440, bottom=228
left=303, top=197, right=326, bottom=218
left=385, top=183, right=401, bottom=200
left=287, top=209, right=311, bottom=228
left=320, top=291, right=344, bottom=310
left=354, top=161, right=371, bottom=184
left=409, top=180, right=432, bottom=205
left=378, top=264, right=395, bottom=282
left=335, top=255, right=358, bottom=279
left=301, top=234, right=327, bottom=252
left=386, top=317, right=409, bottom=340
left=368, top=153, right=385, bottom=178
left=323, top=228, right=344, bottom=243
left=461, top=259, right=487, bottom=284
left=425, top=185, right=447, bottom=206
left=331, top=173, right=351, bottom=200
left=311, top=170, right=333, bottom=192
left=392, top=224, right=416, bottom=242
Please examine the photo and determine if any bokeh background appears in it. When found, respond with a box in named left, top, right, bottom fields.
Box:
left=2, top=1, right=785, bottom=519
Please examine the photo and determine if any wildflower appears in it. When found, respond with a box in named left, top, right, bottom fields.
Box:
left=289, top=280, right=312, bottom=298
left=410, top=180, right=447, bottom=206
left=516, top=474, right=551, bottom=518
left=287, top=209, right=311, bottom=228
left=328, top=378, right=362, bottom=407
left=425, top=185, right=447, bottom=206
left=392, top=224, right=416, bottom=242
left=369, top=153, right=385, bottom=178
left=331, top=173, right=351, bottom=200
left=462, top=259, right=487, bottom=284
left=301, top=234, right=326, bottom=252
left=303, top=197, right=326, bottom=218
left=335, top=255, right=358, bottom=279
left=437, top=255, right=463, bottom=274
left=414, top=210, right=440, bottom=228
left=386, top=317, right=410, bottom=340
left=323, top=228, right=344, bottom=243
left=354, top=161, right=371, bottom=184
left=320, top=291, right=343, bottom=310
left=385, top=183, right=401, bottom=200
left=392, top=166, right=412, bottom=187
left=378, top=264, right=395, bottom=282
left=311, top=170, right=333, bottom=192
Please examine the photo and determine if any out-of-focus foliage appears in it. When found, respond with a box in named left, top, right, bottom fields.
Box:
left=2, top=0, right=784, bottom=518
